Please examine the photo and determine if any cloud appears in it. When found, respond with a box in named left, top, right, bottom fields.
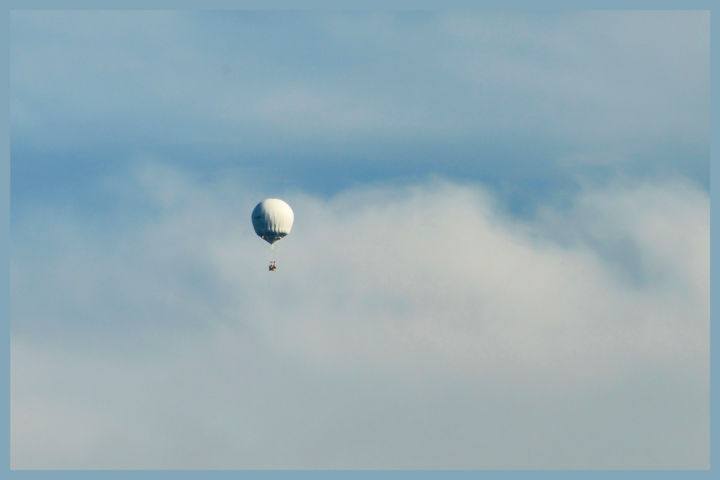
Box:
left=11, top=164, right=709, bottom=468
left=10, top=11, right=709, bottom=183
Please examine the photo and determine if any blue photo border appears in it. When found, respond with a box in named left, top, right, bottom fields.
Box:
left=2, top=0, right=714, bottom=478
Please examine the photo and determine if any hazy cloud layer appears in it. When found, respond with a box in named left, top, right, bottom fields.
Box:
left=11, top=10, right=709, bottom=205
left=11, top=11, right=708, bottom=145
left=11, top=164, right=709, bottom=469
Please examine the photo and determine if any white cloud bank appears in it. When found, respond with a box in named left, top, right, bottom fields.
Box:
left=11, top=165, right=708, bottom=469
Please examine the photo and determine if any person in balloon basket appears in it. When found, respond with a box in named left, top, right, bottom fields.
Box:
left=268, top=260, right=277, bottom=272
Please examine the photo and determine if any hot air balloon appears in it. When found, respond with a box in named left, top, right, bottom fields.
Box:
left=251, top=198, right=294, bottom=271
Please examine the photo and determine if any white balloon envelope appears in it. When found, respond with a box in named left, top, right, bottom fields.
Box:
left=251, top=198, right=294, bottom=245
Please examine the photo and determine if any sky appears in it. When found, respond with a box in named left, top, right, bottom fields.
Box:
left=10, top=10, right=709, bottom=469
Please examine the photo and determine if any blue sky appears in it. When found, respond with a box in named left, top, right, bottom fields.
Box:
left=10, top=10, right=709, bottom=469
left=11, top=11, right=708, bottom=210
